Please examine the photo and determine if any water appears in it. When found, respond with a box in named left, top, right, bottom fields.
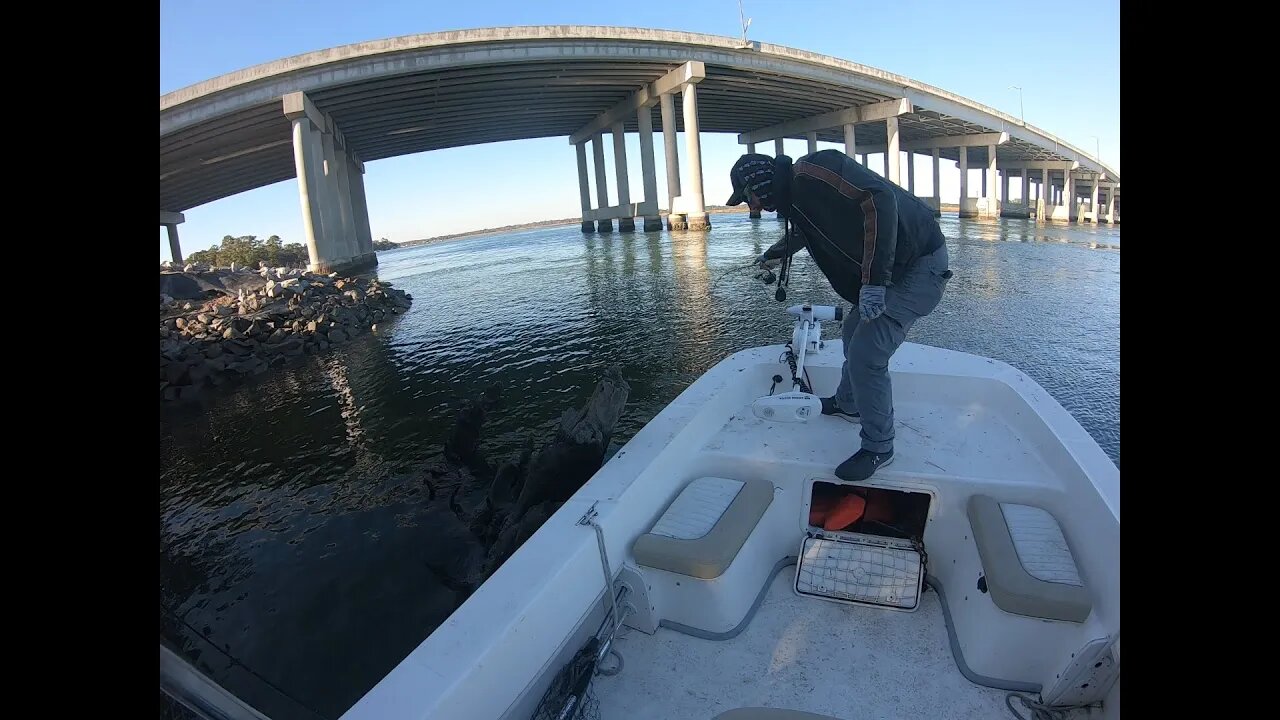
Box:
left=159, top=214, right=1119, bottom=719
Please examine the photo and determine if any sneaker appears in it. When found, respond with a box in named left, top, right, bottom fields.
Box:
left=835, top=449, right=895, bottom=483
left=820, top=396, right=860, bottom=423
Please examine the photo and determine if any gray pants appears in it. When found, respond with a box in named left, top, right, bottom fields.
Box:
left=834, top=243, right=951, bottom=453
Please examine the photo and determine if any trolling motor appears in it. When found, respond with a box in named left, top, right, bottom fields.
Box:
left=751, top=303, right=842, bottom=422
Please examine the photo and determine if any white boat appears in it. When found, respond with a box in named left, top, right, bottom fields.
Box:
left=339, top=302, right=1120, bottom=720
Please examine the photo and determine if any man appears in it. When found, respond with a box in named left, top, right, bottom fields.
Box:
left=726, top=150, right=952, bottom=482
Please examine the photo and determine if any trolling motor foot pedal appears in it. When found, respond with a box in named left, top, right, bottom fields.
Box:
left=752, top=392, right=821, bottom=422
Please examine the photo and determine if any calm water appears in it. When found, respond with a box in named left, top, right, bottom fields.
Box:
left=159, top=214, right=1119, bottom=719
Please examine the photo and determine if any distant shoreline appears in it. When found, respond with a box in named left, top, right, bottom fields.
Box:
left=385, top=206, right=756, bottom=249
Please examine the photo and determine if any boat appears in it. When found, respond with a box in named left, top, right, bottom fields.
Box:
left=332, top=301, right=1120, bottom=719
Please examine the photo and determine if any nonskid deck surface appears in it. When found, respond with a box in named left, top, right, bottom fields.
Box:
left=593, top=570, right=1011, bottom=720
left=702, top=396, right=1054, bottom=484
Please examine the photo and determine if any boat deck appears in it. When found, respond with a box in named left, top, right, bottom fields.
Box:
left=594, top=569, right=1013, bottom=720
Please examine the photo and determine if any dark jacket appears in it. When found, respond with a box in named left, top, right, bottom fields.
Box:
left=763, top=150, right=945, bottom=305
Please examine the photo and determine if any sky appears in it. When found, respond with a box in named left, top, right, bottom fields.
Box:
left=159, top=0, right=1120, bottom=260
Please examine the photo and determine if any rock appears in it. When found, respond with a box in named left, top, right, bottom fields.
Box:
left=267, top=329, right=290, bottom=344
left=306, top=320, right=319, bottom=334
left=203, top=344, right=223, bottom=359
left=371, top=324, right=378, bottom=332
left=215, top=305, right=233, bottom=317
left=223, top=327, right=243, bottom=340
left=271, top=337, right=304, bottom=356
left=328, top=328, right=348, bottom=344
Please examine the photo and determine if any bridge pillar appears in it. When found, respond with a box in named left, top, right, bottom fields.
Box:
left=1107, top=188, right=1116, bottom=223
left=1064, top=164, right=1076, bottom=222
left=843, top=124, right=857, bottom=158
left=886, top=117, right=901, bottom=185
left=981, top=168, right=987, bottom=197
left=1022, top=170, right=1030, bottom=208
left=984, top=144, right=999, bottom=218
left=1091, top=177, right=1101, bottom=223
left=931, top=149, right=942, bottom=216
left=1038, top=168, right=1049, bottom=223
left=806, top=131, right=818, bottom=155
left=681, top=84, right=710, bottom=231
left=330, top=129, right=360, bottom=263
left=161, top=211, right=185, bottom=265
left=592, top=133, right=612, bottom=232
left=958, top=146, right=972, bottom=217
left=660, top=93, right=685, bottom=230
left=774, top=139, right=787, bottom=220
left=319, top=129, right=356, bottom=267
left=906, top=150, right=915, bottom=194
left=575, top=142, right=594, bottom=233
left=860, top=153, right=868, bottom=167
left=637, top=105, right=663, bottom=231
left=286, top=108, right=330, bottom=272
left=349, top=157, right=376, bottom=264
left=611, top=122, right=635, bottom=232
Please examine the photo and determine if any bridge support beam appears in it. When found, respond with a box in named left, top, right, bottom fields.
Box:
left=161, top=211, right=185, bottom=265
left=843, top=124, right=856, bottom=158
left=959, top=146, right=972, bottom=217
left=1065, top=163, right=1076, bottom=222
left=932, top=149, right=941, bottom=217
left=886, top=117, right=901, bottom=185
left=283, top=92, right=375, bottom=274
left=637, top=105, right=663, bottom=231
left=774, top=139, right=787, bottom=220
left=982, top=144, right=999, bottom=218
left=1091, top=177, right=1101, bottom=223
left=660, top=93, right=685, bottom=230
left=681, top=83, right=709, bottom=231
left=906, top=151, right=914, bottom=194
left=1038, top=168, right=1048, bottom=223
left=575, top=142, right=594, bottom=233
left=611, top=122, right=635, bottom=232
left=592, top=133, right=612, bottom=232
left=807, top=131, right=818, bottom=155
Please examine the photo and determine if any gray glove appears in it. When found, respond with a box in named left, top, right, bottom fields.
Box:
left=755, top=252, right=781, bottom=270
left=858, top=285, right=886, bottom=322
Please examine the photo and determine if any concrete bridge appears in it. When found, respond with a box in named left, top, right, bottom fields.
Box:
left=160, top=26, right=1119, bottom=271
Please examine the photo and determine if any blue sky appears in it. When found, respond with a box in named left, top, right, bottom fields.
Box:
left=160, top=0, right=1119, bottom=260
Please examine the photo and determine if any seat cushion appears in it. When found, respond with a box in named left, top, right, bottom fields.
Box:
left=967, top=494, right=1092, bottom=622
left=633, top=477, right=773, bottom=579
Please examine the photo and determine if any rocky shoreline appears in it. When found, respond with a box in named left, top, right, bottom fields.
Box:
left=159, top=262, right=412, bottom=402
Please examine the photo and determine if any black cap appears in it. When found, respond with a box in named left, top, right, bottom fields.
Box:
left=726, top=154, right=775, bottom=206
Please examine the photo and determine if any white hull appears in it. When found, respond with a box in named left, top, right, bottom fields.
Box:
left=342, top=336, right=1120, bottom=720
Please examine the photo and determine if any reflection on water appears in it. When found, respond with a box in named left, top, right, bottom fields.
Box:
left=160, top=213, right=1119, bottom=718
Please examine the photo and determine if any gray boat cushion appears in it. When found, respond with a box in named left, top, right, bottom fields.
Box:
left=633, top=477, right=773, bottom=579
left=967, top=494, right=1092, bottom=623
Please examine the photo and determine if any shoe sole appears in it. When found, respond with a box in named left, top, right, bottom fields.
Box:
left=823, top=411, right=861, bottom=424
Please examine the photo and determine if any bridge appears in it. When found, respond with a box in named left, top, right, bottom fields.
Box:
left=160, top=26, right=1119, bottom=271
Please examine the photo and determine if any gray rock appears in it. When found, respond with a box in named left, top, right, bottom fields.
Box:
left=328, top=328, right=348, bottom=343
left=204, top=344, right=223, bottom=359
left=223, top=327, right=243, bottom=340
